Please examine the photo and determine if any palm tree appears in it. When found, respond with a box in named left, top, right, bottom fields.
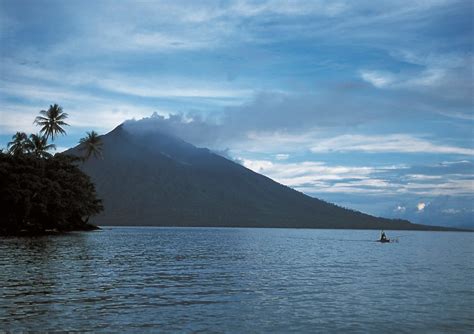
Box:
left=7, top=132, right=29, bottom=155
left=25, top=134, right=56, bottom=159
left=34, top=104, right=69, bottom=141
left=79, top=131, right=103, bottom=160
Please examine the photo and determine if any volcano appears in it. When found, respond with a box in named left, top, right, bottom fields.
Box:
left=66, top=119, right=450, bottom=230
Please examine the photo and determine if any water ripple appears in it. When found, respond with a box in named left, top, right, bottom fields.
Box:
left=0, top=228, right=473, bottom=333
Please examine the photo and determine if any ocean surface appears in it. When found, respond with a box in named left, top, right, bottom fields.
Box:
left=1, top=227, right=473, bottom=333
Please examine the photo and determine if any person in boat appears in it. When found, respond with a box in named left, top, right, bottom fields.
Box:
left=380, top=230, right=388, bottom=241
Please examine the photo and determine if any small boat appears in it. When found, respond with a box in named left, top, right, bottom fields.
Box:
left=378, top=230, right=392, bottom=243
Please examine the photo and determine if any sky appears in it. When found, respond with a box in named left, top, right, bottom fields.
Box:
left=0, top=0, right=473, bottom=227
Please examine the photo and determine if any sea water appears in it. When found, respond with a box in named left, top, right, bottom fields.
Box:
left=1, top=227, right=473, bottom=333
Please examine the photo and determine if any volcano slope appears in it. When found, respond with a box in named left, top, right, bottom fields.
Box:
left=66, top=121, right=453, bottom=231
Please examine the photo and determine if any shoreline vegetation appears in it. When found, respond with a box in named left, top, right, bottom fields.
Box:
left=0, top=104, right=103, bottom=236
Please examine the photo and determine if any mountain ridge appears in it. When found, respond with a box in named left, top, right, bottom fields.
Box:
left=66, top=120, right=458, bottom=231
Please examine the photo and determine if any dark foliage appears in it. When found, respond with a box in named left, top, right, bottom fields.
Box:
left=0, top=152, right=103, bottom=235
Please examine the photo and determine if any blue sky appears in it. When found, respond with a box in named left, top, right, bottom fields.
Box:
left=1, top=0, right=473, bottom=227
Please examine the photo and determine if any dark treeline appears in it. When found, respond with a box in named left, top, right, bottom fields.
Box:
left=0, top=153, right=103, bottom=235
left=0, top=104, right=103, bottom=236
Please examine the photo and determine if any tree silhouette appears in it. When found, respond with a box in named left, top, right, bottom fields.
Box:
left=0, top=152, right=103, bottom=235
left=79, top=131, right=103, bottom=160
left=25, top=134, right=56, bottom=159
left=7, top=132, right=29, bottom=155
left=1, top=103, right=104, bottom=235
left=34, top=104, right=69, bottom=141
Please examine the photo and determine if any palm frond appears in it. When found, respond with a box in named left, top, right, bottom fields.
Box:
left=78, top=131, right=103, bottom=161
left=34, top=116, right=49, bottom=124
left=27, top=133, right=56, bottom=158
left=56, top=113, right=69, bottom=120
left=34, top=104, right=69, bottom=141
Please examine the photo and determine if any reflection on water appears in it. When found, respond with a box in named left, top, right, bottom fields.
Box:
left=1, top=228, right=473, bottom=333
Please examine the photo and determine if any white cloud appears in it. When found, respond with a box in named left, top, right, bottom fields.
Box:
left=230, top=0, right=348, bottom=17
left=360, top=68, right=447, bottom=89
left=275, top=153, right=289, bottom=160
left=360, top=70, right=394, bottom=88
left=94, top=77, right=252, bottom=100
left=359, top=52, right=472, bottom=109
left=399, top=179, right=474, bottom=196
left=240, top=159, right=275, bottom=173
left=227, top=130, right=474, bottom=157
left=0, top=81, right=98, bottom=105
left=240, top=158, right=388, bottom=194
left=407, top=68, right=445, bottom=88
left=66, top=103, right=156, bottom=130
left=442, top=208, right=460, bottom=214
left=0, top=104, right=42, bottom=134
left=417, top=202, right=426, bottom=211
left=129, top=32, right=207, bottom=51
left=241, top=158, right=374, bottom=178
left=405, top=174, right=442, bottom=180
left=310, top=134, right=474, bottom=156
left=239, top=131, right=319, bottom=152
left=0, top=61, right=252, bottom=102
left=238, top=157, right=474, bottom=197
left=395, top=205, right=406, bottom=213
left=391, top=50, right=466, bottom=69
